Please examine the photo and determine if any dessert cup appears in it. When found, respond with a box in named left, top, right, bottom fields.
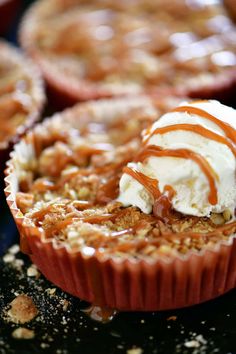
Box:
left=0, top=40, right=45, bottom=184
left=19, top=0, right=236, bottom=108
left=5, top=97, right=236, bottom=311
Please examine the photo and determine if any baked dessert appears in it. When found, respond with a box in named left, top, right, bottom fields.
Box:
left=0, top=40, right=45, bottom=177
left=5, top=97, right=236, bottom=311
left=20, top=0, right=236, bottom=107
left=0, top=0, right=20, bottom=34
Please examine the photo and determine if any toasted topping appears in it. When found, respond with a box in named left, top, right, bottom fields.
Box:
left=21, top=0, right=236, bottom=97
left=12, top=98, right=236, bottom=259
left=0, top=40, right=44, bottom=148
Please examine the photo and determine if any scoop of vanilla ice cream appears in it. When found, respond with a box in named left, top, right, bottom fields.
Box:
left=118, top=100, right=236, bottom=217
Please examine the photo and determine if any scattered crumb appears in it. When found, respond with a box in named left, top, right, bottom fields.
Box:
left=184, top=340, right=200, bottom=348
left=6, top=294, right=38, bottom=324
left=46, top=288, right=57, bottom=296
left=41, top=342, right=49, bottom=349
left=195, top=334, right=207, bottom=344
left=167, top=316, right=177, bottom=321
left=8, top=244, right=20, bottom=255
left=127, top=348, right=143, bottom=354
left=60, top=299, right=69, bottom=311
left=3, top=254, right=15, bottom=263
left=12, top=327, right=35, bottom=339
left=27, top=265, right=40, bottom=278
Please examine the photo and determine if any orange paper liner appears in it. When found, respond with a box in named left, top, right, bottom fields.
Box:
left=4, top=132, right=236, bottom=311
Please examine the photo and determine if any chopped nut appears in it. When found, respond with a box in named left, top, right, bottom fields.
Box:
left=3, top=254, right=15, bottom=263
left=223, top=209, right=231, bottom=222
left=12, top=327, right=35, bottom=340
left=27, top=265, right=40, bottom=278
left=210, top=213, right=225, bottom=225
left=46, top=288, right=56, bottom=296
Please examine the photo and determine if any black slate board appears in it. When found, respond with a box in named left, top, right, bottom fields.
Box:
left=1, top=1, right=236, bottom=353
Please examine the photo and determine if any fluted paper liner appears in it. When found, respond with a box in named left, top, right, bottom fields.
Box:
left=4, top=98, right=236, bottom=311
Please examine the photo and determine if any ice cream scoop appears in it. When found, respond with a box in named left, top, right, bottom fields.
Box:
left=118, top=100, right=236, bottom=218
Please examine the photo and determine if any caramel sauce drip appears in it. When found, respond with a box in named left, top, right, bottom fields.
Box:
left=96, top=176, right=120, bottom=204
left=172, top=105, right=236, bottom=144
left=82, top=305, right=117, bottom=323
left=123, top=166, right=175, bottom=221
left=140, top=104, right=236, bottom=209
left=123, top=166, right=161, bottom=200
left=137, top=145, right=218, bottom=205
left=143, top=123, right=236, bottom=157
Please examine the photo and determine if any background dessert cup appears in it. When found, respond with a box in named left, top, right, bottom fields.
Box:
left=0, top=40, right=45, bottom=188
left=5, top=97, right=236, bottom=311
left=19, top=0, right=236, bottom=108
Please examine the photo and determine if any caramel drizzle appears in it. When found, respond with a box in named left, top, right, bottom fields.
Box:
left=143, top=124, right=236, bottom=157
left=123, top=166, right=175, bottom=220
left=123, top=166, right=161, bottom=200
left=136, top=145, right=218, bottom=205
left=23, top=102, right=236, bottom=256
left=139, top=104, right=236, bottom=207
left=172, top=105, right=236, bottom=144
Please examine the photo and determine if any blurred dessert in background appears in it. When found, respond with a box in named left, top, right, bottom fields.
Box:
left=0, top=40, right=45, bottom=179
left=20, top=0, right=236, bottom=107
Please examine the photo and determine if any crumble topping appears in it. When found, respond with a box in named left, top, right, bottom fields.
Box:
left=21, top=0, right=236, bottom=97
left=0, top=41, right=44, bottom=147
left=13, top=98, right=236, bottom=260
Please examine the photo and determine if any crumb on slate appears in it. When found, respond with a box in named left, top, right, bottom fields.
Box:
left=12, top=327, right=35, bottom=339
left=6, top=294, right=38, bottom=324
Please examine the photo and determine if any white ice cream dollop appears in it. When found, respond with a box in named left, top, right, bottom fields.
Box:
left=118, top=100, right=236, bottom=217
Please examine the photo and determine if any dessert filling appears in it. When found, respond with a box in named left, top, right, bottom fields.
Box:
left=14, top=99, right=236, bottom=259
left=23, top=0, right=236, bottom=94
left=0, top=43, right=42, bottom=146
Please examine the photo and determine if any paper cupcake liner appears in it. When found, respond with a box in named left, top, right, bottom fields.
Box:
left=4, top=176, right=236, bottom=311
left=0, top=0, right=20, bottom=34
left=0, top=40, right=45, bottom=186
left=4, top=110, right=236, bottom=311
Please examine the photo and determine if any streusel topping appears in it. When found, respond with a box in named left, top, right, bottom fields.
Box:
left=13, top=98, right=236, bottom=259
